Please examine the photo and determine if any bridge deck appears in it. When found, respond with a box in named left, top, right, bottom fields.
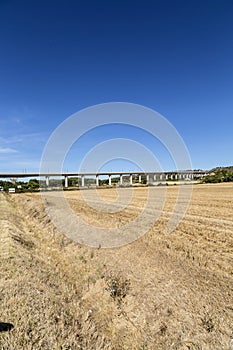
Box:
left=0, top=171, right=206, bottom=178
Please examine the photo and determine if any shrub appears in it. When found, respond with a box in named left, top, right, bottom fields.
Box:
left=104, top=271, right=130, bottom=304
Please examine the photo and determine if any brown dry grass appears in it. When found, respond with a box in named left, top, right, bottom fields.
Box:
left=0, top=183, right=233, bottom=349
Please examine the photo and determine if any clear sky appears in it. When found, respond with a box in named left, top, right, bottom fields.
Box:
left=0, top=0, right=233, bottom=173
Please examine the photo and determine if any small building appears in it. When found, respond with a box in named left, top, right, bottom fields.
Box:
left=8, top=188, right=16, bottom=193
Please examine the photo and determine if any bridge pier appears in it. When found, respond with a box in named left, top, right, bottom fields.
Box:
left=81, top=175, right=85, bottom=187
left=64, top=176, right=68, bottom=188
left=138, top=174, right=141, bottom=183
left=120, top=174, right=123, bottom=185
left=108, top=175, right=111, bottom=186
left=96, top=175, right=99, bottom=186
left=45, top=176, right=49, bottom=187
left=130, top=174, right=133, bottom=186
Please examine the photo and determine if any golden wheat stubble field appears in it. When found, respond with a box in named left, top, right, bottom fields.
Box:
left=0, top=183, right=233, bottom=349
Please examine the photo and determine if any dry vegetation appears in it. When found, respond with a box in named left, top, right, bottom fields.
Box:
left=0, top=183, right=233, bottom=349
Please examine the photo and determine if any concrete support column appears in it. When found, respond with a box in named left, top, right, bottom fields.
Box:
left=120, top=174, right=123, bottom=185
left=146, top=174, right=149, bottom=184
left=175, top=174, right=178, bottom=180
left=45, top=176, right=49, bottom=187
left=160, top=174, right=163, bottom=180
left=109, top=175, right=111, bottom=186
left=96, top=175, right=99, bottom=187
left=130, top=174, right=133, bottom=186
left=81, top=175, right=85, bottom=187
left=138, top=174, right=141, bottom=183
left=65, top=176, right=68, bottom=188
left=154, top=174, right=156, bottom=181
left=165, top=174, right=168, bottom=180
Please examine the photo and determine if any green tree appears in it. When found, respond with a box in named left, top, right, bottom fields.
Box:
left=28, top=179, right=39, bottom=190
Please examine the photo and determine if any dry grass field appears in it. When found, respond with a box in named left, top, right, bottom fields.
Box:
left=0, top=183, right=233, bottom=349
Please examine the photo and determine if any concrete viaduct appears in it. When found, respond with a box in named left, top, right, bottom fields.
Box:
left=0, top=171, right=207, bottom=188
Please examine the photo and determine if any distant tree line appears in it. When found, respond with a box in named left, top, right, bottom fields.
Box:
left=0, top=174, right=147, bottom=192
left=0, top=179, right=40, bottom=192
left=202, top=169, right=233, bottom=183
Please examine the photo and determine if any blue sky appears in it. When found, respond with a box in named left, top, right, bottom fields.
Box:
left=0, top=0, right=233, bottom=173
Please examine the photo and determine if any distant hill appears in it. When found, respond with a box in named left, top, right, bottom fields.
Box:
left=202, top=166, right=233, bottom=183
left=209, top=165, right=233, bottom=173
